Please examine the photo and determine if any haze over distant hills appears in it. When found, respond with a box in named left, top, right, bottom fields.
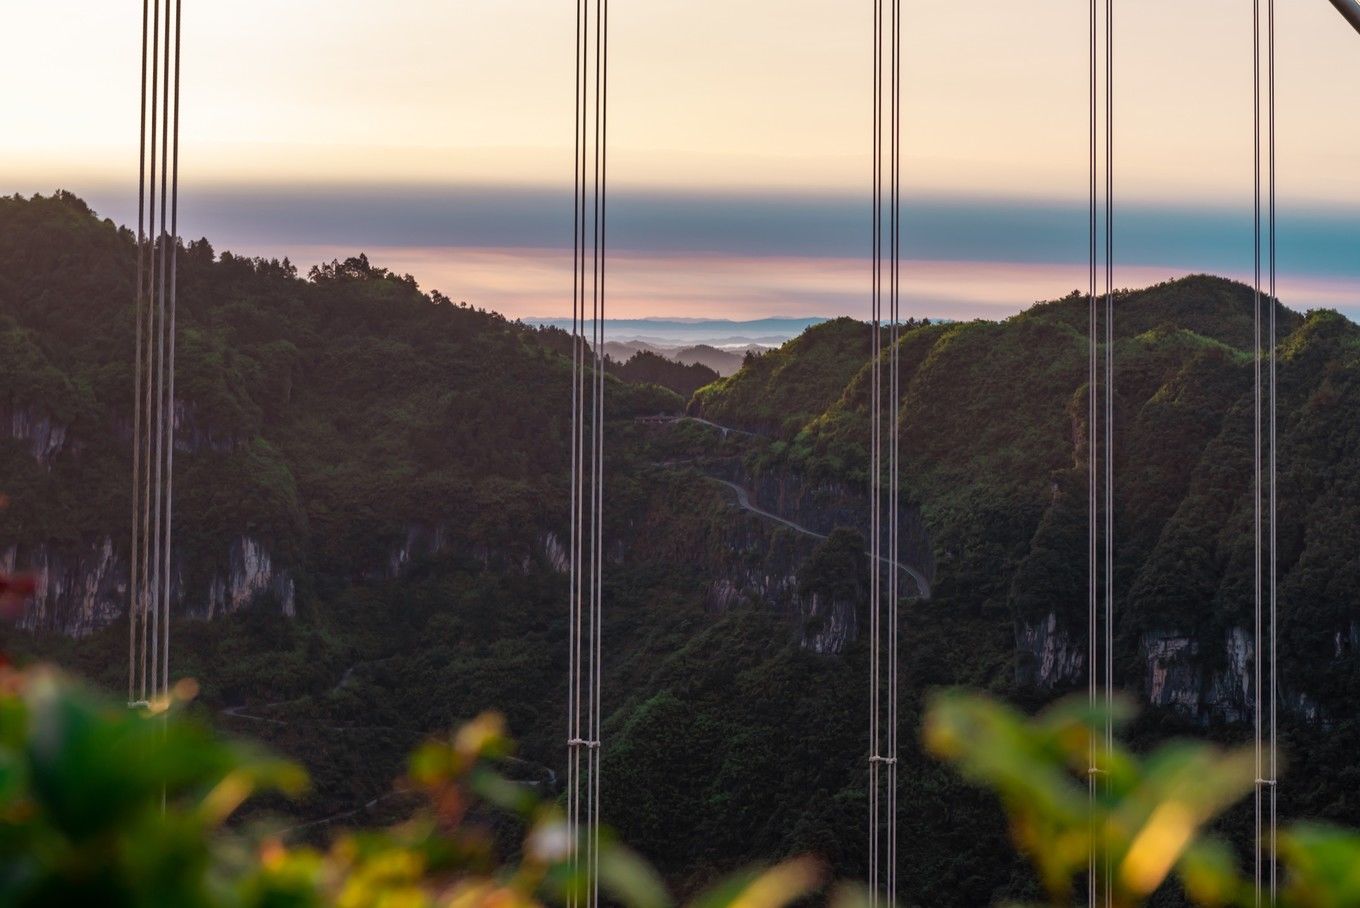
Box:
left=529, top=316, right=829, bottom=376
left=526, top=317, right=826, bottom=348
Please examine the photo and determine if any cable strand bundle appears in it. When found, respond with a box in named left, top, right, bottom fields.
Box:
left=1087, top=0, right=1114, bottom=904
left=1252, top=0, right=1279, bottom=902
left=128, top=0, right=182, bottom=710
left=868, top=0, right=902, bottom=902
left=568, top=1, right=607, bottom=905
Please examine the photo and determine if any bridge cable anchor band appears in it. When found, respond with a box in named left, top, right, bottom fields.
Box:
left=868, top=755, right=898, bottom=765
left=127, top=700, right=151, bottom=709
left=567, top=738, right=601, bottom=749
left=1255, top=778, right=1278, bottom=787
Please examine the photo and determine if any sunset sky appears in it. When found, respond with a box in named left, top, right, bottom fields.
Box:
left=5, top=1, right=1359, bottom=320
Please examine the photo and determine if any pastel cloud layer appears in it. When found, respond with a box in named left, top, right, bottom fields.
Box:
left=5, top=2, right=1359, bottom=321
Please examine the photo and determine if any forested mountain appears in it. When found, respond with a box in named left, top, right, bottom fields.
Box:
left=3, top=192, right=1359, bottom=905
left=694, top=276, right=1360, bottom=727
left=606, top=349, right=719, bottom=398
left=0, top=191, right=677, bottom=632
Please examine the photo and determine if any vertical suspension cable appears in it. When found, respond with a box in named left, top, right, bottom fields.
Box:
left=1267, top=0, right=1278, bottom=896
left=567, top=0, right=584, bottom=900
left=147, top=0, right=164, bottom=705
left=1103, top=3, right=1114, bottom=902
left=591, top=2, right=608, bottom=901
left=1253, top=0, right=1279, bottom=902
left=1253, top=0, right=1264, bottom=897
left=129, top=0, right=180, bottom=712
left=1086, top=1, right=1115, bottom=904
left=568, top=1, right=605, bottom=904
left=130, top=0, right=151, bottom=706
left=161, top=0, right=182, bottom=697
left=868, top=0, right=902, bottom=898
left=1102, top=0, right=1114, bottom=830
left=137, top=0, right=159, bottom=705
left=152, top=0, right=174, bottom=704
left=1086, top=0, right=1099, bottom=901
left=868, top=0, right=882, bottom=898
left=887, top=0, right=901, bottom=903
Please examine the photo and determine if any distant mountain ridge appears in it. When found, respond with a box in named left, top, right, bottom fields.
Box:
left=601, top=340, right=754, bottom=377
left=527, top=316, right=827, bottom=349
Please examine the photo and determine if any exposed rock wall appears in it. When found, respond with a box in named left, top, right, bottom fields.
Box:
left=6, top=535, right=295, bottom=635
left=1019, top=614, right=1337, bottom=726
left=203, top=536, right=296, bottom=619
left=699, top=518, right=860, bottom=656
left=381, top=523, right=450, bottom=579
left=4, top=537, right=124, bottom=636
left=3, top=404, right=69, bottom=467
left=1015, top=612, right=1085, bottom=688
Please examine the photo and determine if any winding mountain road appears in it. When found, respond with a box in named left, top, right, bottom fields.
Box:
left=678, top=416, right=764, bottom=438
left=644, top=413, right=933, bottom=598
left=707, top=476, right=932, bottom=600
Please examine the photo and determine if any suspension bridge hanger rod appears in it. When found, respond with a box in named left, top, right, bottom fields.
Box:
left=1328, top=0, right=1360, bottom=35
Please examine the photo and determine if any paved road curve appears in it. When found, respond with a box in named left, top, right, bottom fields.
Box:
left=707, top=476, right=932, bottom=599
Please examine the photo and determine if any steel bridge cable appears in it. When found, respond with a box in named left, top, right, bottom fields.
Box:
left=1269, top=0, right=1278, bottom=894
left=568, top=0, right=583, bottom=901
left=1086, top=0, right=1098, bottom=903
left=887, top=0, right=901, bottom=903
left=1102, top=2, right=1114, bottom=904
left=1252, top=0, right=1279, bottom=902
left=162, top=0, right=182, bottom=698
left=870, top=0, right=883, bottom=898
left=1328, top=0, right=1360, bottom=33
left=867, top=0, right=902, bottom=898
left=1085, top=1, right=1114, bottom=904
left=567, top=1, right=605, bottom=904
left=145, top=0, right=161, bottom=704
left=129, top=0, right=182, bottom=710
left=868, top=0, right=881, bottom=899
left=130, top=0, right=150, bottom=706
left=591, top=2, right=608, bottom=901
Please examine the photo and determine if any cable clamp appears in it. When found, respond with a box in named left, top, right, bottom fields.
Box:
left=1255, top=778, right=1277, bottom=787
left=567, top=738, right=601, bottom=749
left=868, top=755, right=897, bottom=765
left=127, top=700, right=150, bottom=709
left=1086, top=767, right=1106, bottom=777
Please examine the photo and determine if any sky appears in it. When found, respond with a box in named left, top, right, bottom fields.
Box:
left=4, top=1, right=1359, bottom=321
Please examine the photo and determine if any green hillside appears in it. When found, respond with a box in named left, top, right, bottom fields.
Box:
left=3, top=193, right=1360, bottom=905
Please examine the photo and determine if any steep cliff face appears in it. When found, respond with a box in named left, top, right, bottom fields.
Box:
left=1017, top=615, right=1340, bottom=726
left=3, top=405, right=69, bottom=468
left=540, top=532, right=569, bottom=574
left=5, top=534, right=295, bottom=635
left=622, top=459, right=873, bottom=655
left=4, top=537, right=123, bottom=636
left=203, top=536, right=296, bottom=619
left=379, top=523, right=450, bottom=580
left=1140, top=628, right=1253, bottom=723
left=697, top=516, right=858, bottom=652
left=742, top=463, right=936, bottom=588
left=4, top=390, right=294, bottom=631
left=1016, top=614, right=1254, bottom=721
left=702, top=538, right=862, bottom=655
left=1015, top=612, right=1085, bottom=689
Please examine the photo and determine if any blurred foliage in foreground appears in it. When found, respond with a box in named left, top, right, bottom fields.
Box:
left=0, top=664, right=840, bottom=908
left=925, top=690, right=1360, bottom=907
left=8, top=657, right=1360, bottom=907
